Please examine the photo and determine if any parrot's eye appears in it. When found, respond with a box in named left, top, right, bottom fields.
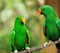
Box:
left=17, top=18, right=19, bottom=20
left=42, top=8, right=45, bottom=10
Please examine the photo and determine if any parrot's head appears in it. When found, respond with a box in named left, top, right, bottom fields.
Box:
left=38, top=5, right=57, bottom=18
left=14, top=15, right=26, bottom=26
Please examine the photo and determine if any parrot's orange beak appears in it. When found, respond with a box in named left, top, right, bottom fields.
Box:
left=38, top=9, right=41, bottom=16
left=21, top=17, right=25, bottom=24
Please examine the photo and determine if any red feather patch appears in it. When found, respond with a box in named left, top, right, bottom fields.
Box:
left=14, top=41, right=16, bottom=46
left=44, top=26, right=46, bottom=31
left=26, top=35, right=28, bottom=44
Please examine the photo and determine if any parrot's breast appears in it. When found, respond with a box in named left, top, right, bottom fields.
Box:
left=15, top=28, right=27, bottom=50
left=44, top=22, right=59, bottom=41
left=47, top=24, right=59, bottom=41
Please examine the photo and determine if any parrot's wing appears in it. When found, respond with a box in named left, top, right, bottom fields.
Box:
left=43, top=22, right=49, bottom=42
left=26, top=29, right=30, bottom=48
left=56, top=19, right=60, bottom=31
left=10, top=30, right=15, bottom=46
left=43, top=22, right=47, bottom=35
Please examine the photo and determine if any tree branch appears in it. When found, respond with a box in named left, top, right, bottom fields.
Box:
left=17, top=40, right=60, bottom=53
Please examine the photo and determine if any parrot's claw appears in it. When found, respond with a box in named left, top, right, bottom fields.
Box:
left=14, top=50, right=18, bottom=53
left=44, top=42, right=48, bottom=47
left=26, top=47, right=31, bottom=53
left=59, top=38, right=60, bottom=42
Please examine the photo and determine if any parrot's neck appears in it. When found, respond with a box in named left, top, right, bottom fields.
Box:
left=14, top=24, right=25, bottom=31
left=45, top=14, right=58, bottom=24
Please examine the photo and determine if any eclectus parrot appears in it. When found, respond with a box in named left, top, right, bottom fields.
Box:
left=38, top=5, right=60, bottom=49
left=10, top=15, right=30, bottom=53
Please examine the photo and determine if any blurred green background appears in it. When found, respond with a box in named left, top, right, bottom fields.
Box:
left=0, top=0, right=60, bottom=53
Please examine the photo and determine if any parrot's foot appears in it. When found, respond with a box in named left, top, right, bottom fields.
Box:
left=44, top=42, right=48, bottom=47
left=56, top=43, right=60, bottom=49
left=59, top=38, right=60, bottom=42
left=26, top=47, right=31, bottom=53
left=14, top=50, right=18, bottom=53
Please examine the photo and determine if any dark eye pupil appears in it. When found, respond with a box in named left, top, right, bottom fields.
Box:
left=17, top=18, right=19, bottom=20
left=43, top=9, right=45, bottom=10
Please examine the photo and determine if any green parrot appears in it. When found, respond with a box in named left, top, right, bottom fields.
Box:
left=10, top=15, right=30, bottom=53
left=38, top=5, right=60, bottom=49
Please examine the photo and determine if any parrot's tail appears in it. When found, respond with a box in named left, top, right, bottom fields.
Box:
left=56, top=43, right=60, bottom=49
left=56, top=43, right=60, bottom=53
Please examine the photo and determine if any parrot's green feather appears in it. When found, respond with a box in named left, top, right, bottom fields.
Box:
left=10, top=30, right=16, bottom=51
left=10, top=15, right=30, bottom=51
left=39, top=5, right=60, bottom=42
left=39, top=5, right=60, bottom=49
left=10, top=30, right=15, bottom=46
